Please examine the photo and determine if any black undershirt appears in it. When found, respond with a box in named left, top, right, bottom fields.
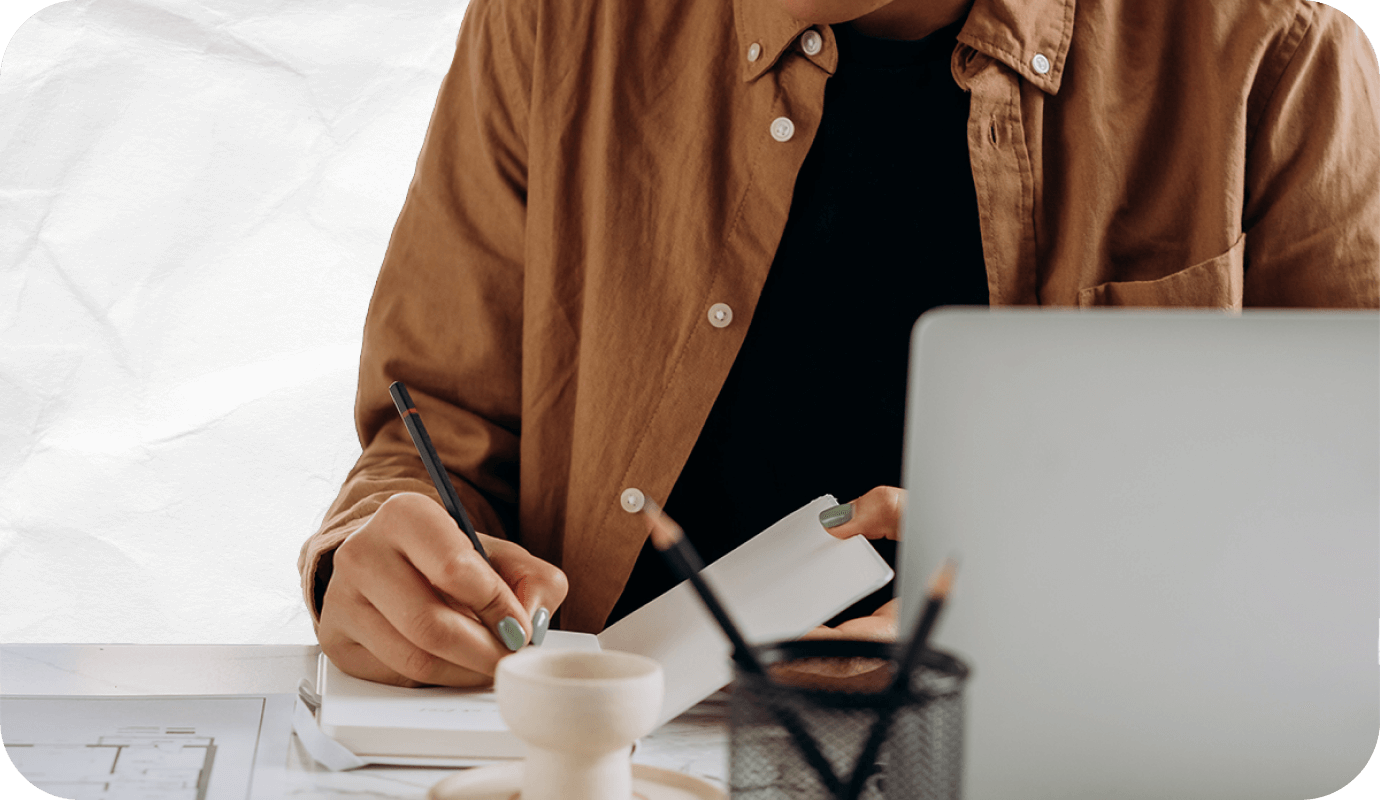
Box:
left=608, top=21, right=988, bottom=624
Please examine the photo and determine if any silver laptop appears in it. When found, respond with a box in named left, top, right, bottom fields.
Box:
left=898, top=309, right=1379, bottom=800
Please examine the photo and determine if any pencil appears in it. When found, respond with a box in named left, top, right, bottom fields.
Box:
left=897, top=558, right=957, bottom=676
left=642, top=503, right=760, bottom=672
left=642, top=502, right=845, bottom=796
left=388, top=381, right=490, bottom=565
left=840, top=558, right=958, bottom=800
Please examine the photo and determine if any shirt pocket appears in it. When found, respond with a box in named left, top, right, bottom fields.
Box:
left=1077, top=233, right=1246, bottom=309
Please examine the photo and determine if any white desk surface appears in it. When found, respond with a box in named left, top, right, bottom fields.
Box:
left=0, top=644, right=729, bottom=799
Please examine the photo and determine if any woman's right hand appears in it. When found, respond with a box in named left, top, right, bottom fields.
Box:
left=316, top=492, right=569, bottom=687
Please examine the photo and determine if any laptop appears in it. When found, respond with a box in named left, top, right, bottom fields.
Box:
left=898, top=309, right=1379, bottom=800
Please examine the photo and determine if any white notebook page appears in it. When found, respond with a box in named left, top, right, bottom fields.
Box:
left=598, top=495, right=895, bottom=726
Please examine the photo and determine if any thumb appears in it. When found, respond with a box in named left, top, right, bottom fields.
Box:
left=819, top=486, right=906, bottom=541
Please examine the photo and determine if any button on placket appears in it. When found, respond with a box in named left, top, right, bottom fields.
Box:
left=620, top=488, right=645, bottom=513
left=708, top=303, right=733, bottom=328
left=800, top=30, right=822, bottom=56
left=770, top=117, right=795, bottom=142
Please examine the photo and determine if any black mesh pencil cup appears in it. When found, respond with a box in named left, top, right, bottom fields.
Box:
left=729, top=639, right=969, bottom=800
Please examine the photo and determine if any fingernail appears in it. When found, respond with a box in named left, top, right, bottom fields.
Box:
left=497, top=616, right=525, bottom=652
left=531, top=607, right=550, bottom=647
left=819, top=503, right=854, bottom=529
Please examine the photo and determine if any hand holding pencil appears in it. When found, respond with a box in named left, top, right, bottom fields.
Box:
left=313, top=383, right=569, bottom=688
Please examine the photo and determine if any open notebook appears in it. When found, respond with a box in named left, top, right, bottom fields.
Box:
left=315, top=495, right=894, bottom=761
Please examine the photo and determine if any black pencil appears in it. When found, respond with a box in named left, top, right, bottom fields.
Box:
left=897, top=559, right=957, bottom=678
left=642, top=503, right=760, bottom=672
left=388, top=381, right=490, bottom=565
left=840, top=558, right=957, bottom=800
left=641, top=502, right=845, bottom=796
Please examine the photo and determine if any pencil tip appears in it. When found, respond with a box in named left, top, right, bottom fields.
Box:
left=641, top=501, right=684, bottom=550
left=929, top=559, right=958, bottom=598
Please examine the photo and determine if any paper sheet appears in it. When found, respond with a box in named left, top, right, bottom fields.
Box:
left=0, top=694, right=295, bottom=800
left=598, top=496, right=895, bottom=726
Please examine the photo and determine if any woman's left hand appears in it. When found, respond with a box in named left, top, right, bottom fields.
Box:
left=802, top=486, right=905, bottom=641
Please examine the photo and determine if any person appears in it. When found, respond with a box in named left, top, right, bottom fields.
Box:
left=298, top=0, right=1380, bottom=687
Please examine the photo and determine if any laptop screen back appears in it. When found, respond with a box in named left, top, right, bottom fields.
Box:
left=899, top=309, right=1379, bottom=800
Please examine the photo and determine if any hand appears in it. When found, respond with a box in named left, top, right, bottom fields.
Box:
left=802, top=598, right=899, bottom=642
left=317, top=492, right=569, bottom=687
left=803, top=486, right=905, bottom=641
left=792, top=597, right=899, bottom=691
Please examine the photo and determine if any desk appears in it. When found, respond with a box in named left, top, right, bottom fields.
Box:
left=1, top=644, right=730, bottom=799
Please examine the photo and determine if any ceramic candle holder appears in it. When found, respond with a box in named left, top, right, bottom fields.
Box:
left=496, top=648, right=664, bottom=800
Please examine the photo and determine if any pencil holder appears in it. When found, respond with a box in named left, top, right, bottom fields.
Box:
left=729, top=640, right=968, bottom=800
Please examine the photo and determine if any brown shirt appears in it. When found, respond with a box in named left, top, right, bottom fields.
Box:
left=300, top=0, right=1380, bottom=634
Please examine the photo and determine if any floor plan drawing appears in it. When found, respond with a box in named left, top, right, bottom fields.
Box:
left=7, top=725, right=217, bottom=800
left=1, top=695, right=294, bottom=800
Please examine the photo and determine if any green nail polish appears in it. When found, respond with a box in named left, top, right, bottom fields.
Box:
left=819, top=503, right=854, bottom=528
left=531, top=607, right=551, bottom=646
left=497, top=616, right=525, bottom=651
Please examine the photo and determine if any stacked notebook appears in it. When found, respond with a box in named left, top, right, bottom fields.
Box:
left=316, top=630, right=599, bottom=761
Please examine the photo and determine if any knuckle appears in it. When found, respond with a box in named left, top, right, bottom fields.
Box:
left=377, top=492, right=446, bottom=535
left=333, top=531, right=369, bottom=570
left=545, top=565, right=570, bottom=601
left=438, top=550, right=482, bottom=589
left=401, top=647, right=444, bottom=684
left=488, top=537, right=527, bottom=557
left=499, top=549, right=567, bottom=601
left=318, top=628, right=350, bottom=660
left=888, top=488, right=906, bottom=517
left=329, top=545, right=383, bottom=596
left=323, top=639, right=415, bottom=686
left=873, top=486, right=905, bottom=517
left=331, top=543, right=359, bottom=575
left=383, top=491, right=433, bottom=515
left=475, top=581, right=510, bottom=619
left=437, top=552, right=508, bottom=619
left=406, top=608, right=452, bottom=653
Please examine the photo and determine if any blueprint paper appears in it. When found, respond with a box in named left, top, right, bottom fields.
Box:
left=0, top=694, right=295, bottom=800
left=0, top=0, right=470, bottom=644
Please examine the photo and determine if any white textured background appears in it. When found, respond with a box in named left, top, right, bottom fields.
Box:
left=1, top=0, right=472, bottom=647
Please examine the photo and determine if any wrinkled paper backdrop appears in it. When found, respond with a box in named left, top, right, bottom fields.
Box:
left=2, top=0, right=470, bottom=645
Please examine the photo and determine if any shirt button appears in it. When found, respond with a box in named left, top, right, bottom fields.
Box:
left=800, top=30, right=823, bottom=56
left=621, top=488, right=645, bottom=513
left=770, top=117, right=795, bottom=142
left=747, top=42, right=762, bottom=62
left=708, top=303, right=733, bottom=328
left=1032, top=53, right=1051, bottom=75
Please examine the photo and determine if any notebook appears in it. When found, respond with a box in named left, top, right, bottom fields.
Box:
left=316, top=630, right=599, bottom=761
left=897, top=308, right=1380, bottom=799
left=315, top=495, right=894, bottom=760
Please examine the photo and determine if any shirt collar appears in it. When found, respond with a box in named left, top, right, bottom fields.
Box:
left=957, top=0, right=1076, bottom=94
left=735, top=0, right=1076, bottom=94
left=734, top=0, right=837, bottom=81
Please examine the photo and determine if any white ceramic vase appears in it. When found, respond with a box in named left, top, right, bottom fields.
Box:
left=496, top=648, right=664, bottom=800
